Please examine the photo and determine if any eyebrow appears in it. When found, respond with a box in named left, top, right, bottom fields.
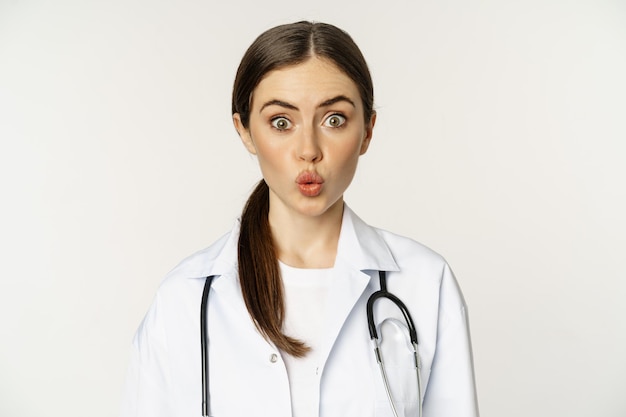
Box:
left=259, top=95, right=356, bottom=113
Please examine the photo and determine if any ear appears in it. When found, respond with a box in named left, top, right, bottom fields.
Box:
left=233, top=113, right=257, bottom=155
left=359, top=111, right=376, bottom=155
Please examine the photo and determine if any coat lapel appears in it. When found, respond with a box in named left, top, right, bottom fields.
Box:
left=316, top=205, right=400, bottom=371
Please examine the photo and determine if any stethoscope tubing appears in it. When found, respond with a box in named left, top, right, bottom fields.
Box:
left=200, top=270, right=422, bottom=417
left=200, top=275, right=215, bottom=417
left=366, top=271, right=418, bottom=345
left=367, top=271, right=423, bottom=417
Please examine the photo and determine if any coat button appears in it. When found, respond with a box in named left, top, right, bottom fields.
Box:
left=270, top=353, right=278, bottom=363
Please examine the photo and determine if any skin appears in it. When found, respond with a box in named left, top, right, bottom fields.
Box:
left=233, top=57, right=376, bottom=268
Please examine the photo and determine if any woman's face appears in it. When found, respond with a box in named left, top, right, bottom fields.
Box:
left=233, top=57, right=375, bottom=220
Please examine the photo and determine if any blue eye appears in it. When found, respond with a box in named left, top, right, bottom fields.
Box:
left=271, top=117, right=292, bottom=130
left=324, top=114, right=346, bottom=128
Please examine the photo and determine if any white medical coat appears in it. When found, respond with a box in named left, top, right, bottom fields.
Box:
left=120, top=206, right=479, bottom=417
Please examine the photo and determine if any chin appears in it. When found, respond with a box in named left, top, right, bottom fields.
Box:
left=269, top=188, right=343, bottom=219
left=295, top=196, right=343, bottom=218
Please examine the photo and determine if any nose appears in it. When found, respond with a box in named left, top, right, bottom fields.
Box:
left=297, top=125, right=322, bottom=162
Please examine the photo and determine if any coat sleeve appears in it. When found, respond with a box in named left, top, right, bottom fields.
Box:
left=423, top=263, right=480, bottom=417
left=120, top=292, right=174, bottom=417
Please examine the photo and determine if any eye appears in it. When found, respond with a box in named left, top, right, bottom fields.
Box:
left=271, top=117, right=292, bottom=131
left=324, top=114, right=346, bottom=128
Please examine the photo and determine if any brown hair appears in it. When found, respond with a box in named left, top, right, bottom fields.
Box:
left=233, top=21, right=374, bottom=356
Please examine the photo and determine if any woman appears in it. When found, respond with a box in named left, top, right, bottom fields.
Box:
left=121, top=21, right=479, bottom=417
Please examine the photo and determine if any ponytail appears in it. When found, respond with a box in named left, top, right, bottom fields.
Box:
left=237, top=180, right=310, bottom=357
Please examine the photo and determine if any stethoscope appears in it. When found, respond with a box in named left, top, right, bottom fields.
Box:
left=200, top=270, right=422, bottom=417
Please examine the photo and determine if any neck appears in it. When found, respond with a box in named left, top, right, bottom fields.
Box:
left=268, top=200, right=344, bottom=269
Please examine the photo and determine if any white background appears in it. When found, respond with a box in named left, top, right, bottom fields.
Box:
left=1, top=0, right=625, bottom=416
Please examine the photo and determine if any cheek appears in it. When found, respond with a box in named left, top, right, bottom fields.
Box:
left=255, top=145, right=289, bottom=175
left=249, top=132, right=278, bottom=163
left=334, top=139, right=364, bottom=164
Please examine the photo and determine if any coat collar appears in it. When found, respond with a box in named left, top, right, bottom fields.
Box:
left=335, top=205, right=399, bottom=272
left=179, top=203, right=399, bottom=283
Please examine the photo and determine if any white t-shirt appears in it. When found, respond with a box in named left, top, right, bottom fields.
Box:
left=279, top=261, right=333, bottom=417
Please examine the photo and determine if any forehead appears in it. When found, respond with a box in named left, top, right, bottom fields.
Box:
left=251, top=58, right=361, bottom=109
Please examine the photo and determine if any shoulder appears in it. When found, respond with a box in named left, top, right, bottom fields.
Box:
left=136, top=227, right=240, bottom=333
left=376, top=227, right=445, bottom=266
left=165, top=231, right=233, bottom=281
left=373, top=226, right=468, bottom=315
left=149, top=226, right=240, bottom=305
left=368, top=223, right=466, bottom=311
left=371, top=225, right=451, bottom=282
left=162, top=217, right=241, bottom=282
left=340, top=205, right=448, bottom=276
